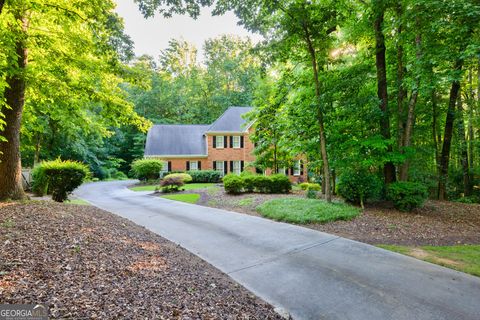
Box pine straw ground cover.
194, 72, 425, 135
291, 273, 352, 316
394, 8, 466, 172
0, 202, 283, 319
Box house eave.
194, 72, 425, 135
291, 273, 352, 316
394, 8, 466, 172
145, 154, 208, 159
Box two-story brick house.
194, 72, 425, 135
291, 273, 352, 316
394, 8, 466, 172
144, 106, 307, 182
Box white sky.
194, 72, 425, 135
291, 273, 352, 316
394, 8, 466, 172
114, 0, 263, 62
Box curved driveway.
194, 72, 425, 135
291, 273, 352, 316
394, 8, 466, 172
75, 180, 480, 320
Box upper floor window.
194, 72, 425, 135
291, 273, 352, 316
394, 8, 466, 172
215, 136, 224, 148
232, 136, 241, 148
293, 160, 301, 176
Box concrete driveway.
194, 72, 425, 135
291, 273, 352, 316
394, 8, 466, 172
75, 180, 480, 320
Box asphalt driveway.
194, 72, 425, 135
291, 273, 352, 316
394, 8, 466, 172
75, 180, 480, 320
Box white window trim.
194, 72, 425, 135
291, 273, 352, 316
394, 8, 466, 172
160, 161, 168, 173
232, 136, 241, 149
278, 167, 286, 175
293, 160, 301, 176
189, 161, 198, 171
215, 161, 224, 172
233, 161, 241, 174
215, 136, 225, 149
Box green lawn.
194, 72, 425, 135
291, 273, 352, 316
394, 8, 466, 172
161, 193, 201, 204
378, 244, 480, 277
256, 198, 360, 224
65, 199, 91, 205
130, 183, 217, 192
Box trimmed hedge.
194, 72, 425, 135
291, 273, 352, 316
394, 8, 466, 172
222, 173, 292, 194
187, 170, 222, 183
32, 159, 90, 202
387, 181, 428, 211
131, 159, 163, 181
164, 173, 192, 183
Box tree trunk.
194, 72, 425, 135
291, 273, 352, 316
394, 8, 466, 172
467, 68, 475, 169
0, 15, 28, 200
438, 59, 463, 200
303, 26, 332, 202
432, 90, 440, 167
395, 4, 407, 150
399, 33, 421, 181
374, 7, 396, 184
456, 92, 472, 196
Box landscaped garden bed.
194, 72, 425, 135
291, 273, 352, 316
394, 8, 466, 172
0, 201, 283, 319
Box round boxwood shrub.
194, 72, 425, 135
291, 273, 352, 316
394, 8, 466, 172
299, 182, 321, 191
253, 175, 271, 193
223, 174, 244, 194
163, 173, 193, 183
337, 169, 382, 207
131, 159, 163, 181
32, 159, 90, 202
387, 181, 428, 211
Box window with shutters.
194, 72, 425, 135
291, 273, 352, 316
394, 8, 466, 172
233, 161, 241, 174
232, 136, 241, 148
215, 136, 224, 148
189, 161, 198, 171
160, 161, 169, 173
293, 160, 301, 176
215, 161, 224, 173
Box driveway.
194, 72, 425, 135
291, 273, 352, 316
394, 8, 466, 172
75, 180, 480, 320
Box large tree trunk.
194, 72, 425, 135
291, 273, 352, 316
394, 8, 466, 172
303, 26, 332, 202
374, 7, 396, 184
438, 59, 463, 200
466, 68, 475, 169
395, 3, 407, 150
432, 89, 441, 167
456, 92, 472, 196
0, 15, 28, 201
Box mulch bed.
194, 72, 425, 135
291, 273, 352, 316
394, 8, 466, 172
0, 202, 283, 319
179, 188, 480, 246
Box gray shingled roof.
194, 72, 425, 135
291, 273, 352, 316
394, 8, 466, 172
206, 106, 253, 133
145, 124, 210, 156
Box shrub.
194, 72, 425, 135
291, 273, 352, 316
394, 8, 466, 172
223, 174, 244, 194
269, 174, 292, 193
164, 173, 193, 183
387, 181, 429, 211
453, 195, 480, 204
242, 174, 257, 192
253, 175, 271, 193
131, 159, 163, 181
160, 176, 184, 193
32, 165, 49, 196
187, 170, 222, 183
306, 189, 318, 199
32, 159, 90, 202
299, 182, 321, 191
337, 169, 382, 207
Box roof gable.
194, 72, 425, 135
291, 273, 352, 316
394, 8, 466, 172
206, 106, 253, 133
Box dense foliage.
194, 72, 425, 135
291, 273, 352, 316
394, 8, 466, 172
32, 159, 90, 202
131, 159, 163, 181
160, 176, 185, 193
387, 182, 429, 212
337, 169, 383, 207
163, 173, 193, 183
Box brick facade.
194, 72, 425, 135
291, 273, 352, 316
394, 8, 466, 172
156, 125, 308, 183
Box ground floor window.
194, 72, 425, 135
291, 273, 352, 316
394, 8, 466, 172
160, 161, 169, 173
232, 161, 241, 174
189, 161, 199, 171
293, 160, 301, 176
278, 167, 286, 175
215, 161, 224, 173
